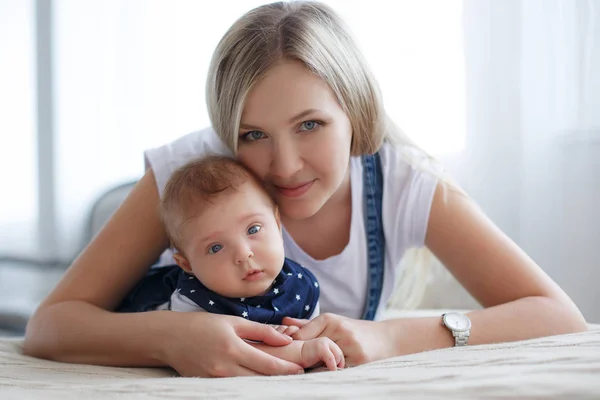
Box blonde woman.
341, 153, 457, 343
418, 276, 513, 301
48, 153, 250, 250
24, 1, 586, 377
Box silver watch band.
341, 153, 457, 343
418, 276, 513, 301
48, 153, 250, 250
454, 332, 469, 346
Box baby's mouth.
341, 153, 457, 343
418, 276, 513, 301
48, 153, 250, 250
243, 269, 264, 281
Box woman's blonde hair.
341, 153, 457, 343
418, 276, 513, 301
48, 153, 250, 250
206, 1, 457, 310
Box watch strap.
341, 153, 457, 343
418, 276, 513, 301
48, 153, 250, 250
454, 332, 469, 346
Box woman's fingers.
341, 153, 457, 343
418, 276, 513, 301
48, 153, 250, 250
208, 364, 261, 378
284, 315, 330, 341
282, 316, 310, 328
269, 325, 287, 334
282, 325, 300, 336
239, 343, 304, 376
236, 320, 293, 345
234, 319, 304, 375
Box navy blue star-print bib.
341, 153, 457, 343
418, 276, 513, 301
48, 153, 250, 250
175, 258, 320, 324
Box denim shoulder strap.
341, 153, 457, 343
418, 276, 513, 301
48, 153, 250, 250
361, 152, 386, 320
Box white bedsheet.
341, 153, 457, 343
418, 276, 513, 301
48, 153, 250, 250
1, 310, 599, 399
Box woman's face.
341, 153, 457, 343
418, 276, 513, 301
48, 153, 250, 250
236, 59, 353, 221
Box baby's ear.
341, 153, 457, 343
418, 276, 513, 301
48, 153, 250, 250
173, 253, 193, 274
274, 205, 282, 232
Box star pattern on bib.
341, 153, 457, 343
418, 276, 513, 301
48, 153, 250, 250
176, 259, 319, 324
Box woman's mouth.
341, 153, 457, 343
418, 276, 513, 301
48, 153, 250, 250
274, 180, 315, 198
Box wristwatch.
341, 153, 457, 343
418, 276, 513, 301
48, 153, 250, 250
441, 312, 471, 347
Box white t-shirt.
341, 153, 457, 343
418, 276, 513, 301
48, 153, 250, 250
145, 127, 438, 320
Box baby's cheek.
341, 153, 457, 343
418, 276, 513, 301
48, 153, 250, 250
196, 261, 228, 288
271, 245, 286, 268
269, 239, 286, 268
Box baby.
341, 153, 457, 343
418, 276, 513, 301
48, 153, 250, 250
159, 155, 344, 371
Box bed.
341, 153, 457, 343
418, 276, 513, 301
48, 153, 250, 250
1, 309, 599, 399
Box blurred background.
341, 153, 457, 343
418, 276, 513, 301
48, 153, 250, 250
1, 0, 598, 336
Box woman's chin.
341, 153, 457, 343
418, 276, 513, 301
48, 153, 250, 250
278, 201, 322, 221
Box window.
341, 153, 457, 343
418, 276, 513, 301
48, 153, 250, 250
3, 0, 466, 259
0, 0, 37, 255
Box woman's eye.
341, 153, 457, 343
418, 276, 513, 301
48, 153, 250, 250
247, 225, 261, 235
241, 131, 265, 141
299, 120, 320, 131
208, 244, 223, 254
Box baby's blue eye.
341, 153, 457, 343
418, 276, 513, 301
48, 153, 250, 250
242, 131, 265, 141
208, 244, 223, 254
299, 121, 319, 131
247, 225, 261, 235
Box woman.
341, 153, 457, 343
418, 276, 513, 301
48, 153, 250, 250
23, 1, 586, 378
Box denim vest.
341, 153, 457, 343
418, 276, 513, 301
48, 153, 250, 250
117, 153, 386, 321
360, 152, 385, 320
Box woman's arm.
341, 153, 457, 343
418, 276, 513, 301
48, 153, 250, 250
23, 170, 303, 377
24, 170, 171, 361
383, 183, 587, 355
286, 183, 587, 364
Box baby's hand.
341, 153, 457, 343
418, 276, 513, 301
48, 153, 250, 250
270, 324, 301, 336
301, 337, 345, 371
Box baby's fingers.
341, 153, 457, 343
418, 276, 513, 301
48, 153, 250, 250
282, 325, 300, 336
269, 325, 299, 336
270, 325, 288, 334
330, 342, 345, 369
323, 349, 338, 371
318, 340, 343, 371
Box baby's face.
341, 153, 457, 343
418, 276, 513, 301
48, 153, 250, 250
180, 182, 285, 298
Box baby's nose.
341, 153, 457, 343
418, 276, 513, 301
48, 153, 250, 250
236, 249, 254, 265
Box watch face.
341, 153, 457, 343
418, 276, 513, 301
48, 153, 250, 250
443, 313, 471, 332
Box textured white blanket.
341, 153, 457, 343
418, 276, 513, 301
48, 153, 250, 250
1, 311, 599, 399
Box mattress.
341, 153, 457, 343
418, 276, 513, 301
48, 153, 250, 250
1, 310, 599, 399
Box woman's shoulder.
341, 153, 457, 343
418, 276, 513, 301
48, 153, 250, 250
378, 141, 436, 176
376, 141, 440, 249
145, 127, 232, 167
348, 141, 438, 195
349, 142, 437, 190
144, 127, 233, 195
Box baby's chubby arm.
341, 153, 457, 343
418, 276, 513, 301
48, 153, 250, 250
250, 336, 344, 371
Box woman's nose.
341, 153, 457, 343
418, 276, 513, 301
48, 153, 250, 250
270, 137, 303, 179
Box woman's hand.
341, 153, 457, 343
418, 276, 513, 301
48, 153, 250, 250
165, 312, 305, 377
283, 313, 397, 367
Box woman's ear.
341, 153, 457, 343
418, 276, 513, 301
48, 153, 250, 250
173, 252, 193, 274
